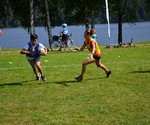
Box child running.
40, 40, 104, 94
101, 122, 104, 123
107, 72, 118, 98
74, 30, 111, 81
20, 34, 47, 81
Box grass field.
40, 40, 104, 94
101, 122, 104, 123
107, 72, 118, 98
0, 42, 150, 125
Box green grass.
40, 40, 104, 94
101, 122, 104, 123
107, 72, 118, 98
0, 42, 150, 125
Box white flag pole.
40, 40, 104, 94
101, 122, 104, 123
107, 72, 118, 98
105, 0, 110, 38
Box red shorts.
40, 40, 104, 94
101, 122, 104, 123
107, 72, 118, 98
93, 54, 101, 61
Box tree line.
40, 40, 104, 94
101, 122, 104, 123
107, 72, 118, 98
0, 0, 150, 45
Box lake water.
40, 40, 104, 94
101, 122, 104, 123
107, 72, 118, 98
0, 22, 150, 49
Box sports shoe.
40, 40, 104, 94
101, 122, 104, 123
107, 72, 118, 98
106, 70, 111, 78
75, 76, 83, 82
36, 76, 40, 81
41, 76, 46, 81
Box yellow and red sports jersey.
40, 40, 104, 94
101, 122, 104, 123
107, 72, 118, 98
84, 38, 101, 57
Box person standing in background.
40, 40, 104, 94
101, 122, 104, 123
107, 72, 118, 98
90, 29, 97, 41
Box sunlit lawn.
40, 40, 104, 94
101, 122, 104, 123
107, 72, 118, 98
0, 42, 150, 125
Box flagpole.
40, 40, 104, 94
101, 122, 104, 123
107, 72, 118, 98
105, 0, 111, 47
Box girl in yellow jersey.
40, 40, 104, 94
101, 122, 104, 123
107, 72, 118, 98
74, 30, 111, 81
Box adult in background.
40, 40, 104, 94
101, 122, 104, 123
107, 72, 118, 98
20, 34, 47, 81
74, 30, 111, 82
59, 23, 69, 51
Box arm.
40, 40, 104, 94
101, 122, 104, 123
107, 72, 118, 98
74, 42, 86, 51
60, 29, 63, 36
88, 41, 96, 58
90, 41, 96, 55
74, 44, 86, 51
20, 49, 31, 54
40, 46, 47, 56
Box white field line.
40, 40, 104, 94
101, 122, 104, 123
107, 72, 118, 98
0, 64, 81, 71
0, 62, 127, 71
0, 60, 149, 71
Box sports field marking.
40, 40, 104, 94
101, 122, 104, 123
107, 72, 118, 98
0, 61, 138, 71
1, 60, 149, 71
0, 64, 81, 71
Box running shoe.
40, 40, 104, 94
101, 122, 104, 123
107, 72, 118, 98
75, 76, 83, 82
106, 70, 111, 78
41, 76, 46, 81
36, 76, 40, 81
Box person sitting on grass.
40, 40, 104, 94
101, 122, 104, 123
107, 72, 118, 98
20, 34, 47, 81
74, 30, 111, 82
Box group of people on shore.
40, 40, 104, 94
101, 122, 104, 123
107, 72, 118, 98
20, 23, 111, 82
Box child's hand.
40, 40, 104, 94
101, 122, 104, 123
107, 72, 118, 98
74, 47, 80, 51
89, 54, 93, 59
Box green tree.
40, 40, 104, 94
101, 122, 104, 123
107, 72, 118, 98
0, 0, 14, 27
63, 0, 104, 29
1, 0, 149, 47
146, 0, 150, 15
108, 0, 141, 45
29, 0, 35, 35
44, 0, 52, 48
9, 0, 31, 29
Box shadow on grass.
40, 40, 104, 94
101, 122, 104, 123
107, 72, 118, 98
85, 77, 105, 81
130, 70, 150, 73
46, 77, 105, 84
0, 80, 76, 87
0, 77, 105, 87
46, 77, 105, 85
44, 80, 78, 86
0, 80, 35, 87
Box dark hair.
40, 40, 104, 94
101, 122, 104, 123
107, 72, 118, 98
30, 34, 38, 40
85, 29, 92, 36
90, 29, 96, 34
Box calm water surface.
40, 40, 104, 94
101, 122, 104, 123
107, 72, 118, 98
0, 22, 150, 48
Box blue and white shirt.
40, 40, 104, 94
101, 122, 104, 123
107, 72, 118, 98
61, 27, 68, 35
23, 42, 44, 60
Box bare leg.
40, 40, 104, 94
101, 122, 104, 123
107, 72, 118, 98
95, 60, 111, 77
80, 58, 95, 77
95, 61, 108, 72
36, 61, 43, 76
36, 61, 46, 81
76, 57, 111, 81
28, 59, 39, 76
